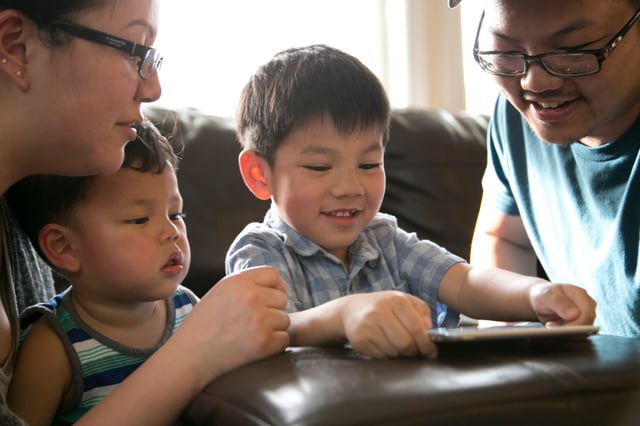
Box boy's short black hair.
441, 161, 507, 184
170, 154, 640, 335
6, 119, 179, 262
236, 44, 391, 166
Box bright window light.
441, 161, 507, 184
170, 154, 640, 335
153, 1, 499, 117
460, 2, 501, 116
155, 0, 395, 117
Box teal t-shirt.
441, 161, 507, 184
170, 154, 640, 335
483, 94, 640, 337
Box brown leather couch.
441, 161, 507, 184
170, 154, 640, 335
144, 106, 640, 425
145, 106, 489, 297
183, 336, 640, 426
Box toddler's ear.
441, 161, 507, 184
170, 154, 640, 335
238, 150, 272, 201
38, 224, 81, 274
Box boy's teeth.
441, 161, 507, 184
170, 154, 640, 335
540, 102, 561, 109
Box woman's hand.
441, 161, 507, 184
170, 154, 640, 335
180, 266, 291, 382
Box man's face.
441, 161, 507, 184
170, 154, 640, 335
478, 0, 640, 146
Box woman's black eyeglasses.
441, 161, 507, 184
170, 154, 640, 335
53, 21, 162, 80
473, 8, 640, 77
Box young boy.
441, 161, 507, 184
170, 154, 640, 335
227, 44, 597, 359
6, 120, 197, 425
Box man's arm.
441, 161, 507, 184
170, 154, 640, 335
469, 196, 538, 327
470, 195, 537, 276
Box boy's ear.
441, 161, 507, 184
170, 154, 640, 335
38, 224, 81, 274
238, 149, 272, 200
0, 10, 31, 91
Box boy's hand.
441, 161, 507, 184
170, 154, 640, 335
529, 283, 596, 326
341, 291, 437, 359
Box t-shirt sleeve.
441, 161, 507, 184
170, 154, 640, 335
481, 95, 521, 217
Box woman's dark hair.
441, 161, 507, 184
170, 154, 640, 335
0, 0, 108, 46
0, 0, 107, 26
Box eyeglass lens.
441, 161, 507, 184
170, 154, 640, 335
480, 53, 600, 76
140, 49, 162, 79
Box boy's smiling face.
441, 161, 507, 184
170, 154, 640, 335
264, 118, 386, 264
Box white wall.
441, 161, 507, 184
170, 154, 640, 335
404, 0, 466, 112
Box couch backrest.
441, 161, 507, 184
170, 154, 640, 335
384, 109, 488, 263
145, 106, 488, 297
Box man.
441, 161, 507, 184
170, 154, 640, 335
450, 0, 640, 336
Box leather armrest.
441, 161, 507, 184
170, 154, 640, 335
183, 335, 640, 426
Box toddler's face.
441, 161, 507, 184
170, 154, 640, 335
265, 119, 386, 264
65, 165, 190, 301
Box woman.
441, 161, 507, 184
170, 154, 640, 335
0, 1, 290, 424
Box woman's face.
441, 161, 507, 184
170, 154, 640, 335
32, 0, 162, 176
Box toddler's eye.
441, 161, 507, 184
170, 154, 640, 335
170, 212, 187, 221
127, 217, 149, 225
360, 163, 381, 170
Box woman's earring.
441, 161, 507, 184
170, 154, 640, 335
15, 70, 22, 77
1, 58, 7, 64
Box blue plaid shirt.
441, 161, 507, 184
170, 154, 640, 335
226, 206, 462, 327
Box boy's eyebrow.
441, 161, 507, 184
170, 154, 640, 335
123, 193, 183, 208
119, 198, 154, 211
300, 145, 332, 155
362, 143, 384, 154
300, 142, 384, 155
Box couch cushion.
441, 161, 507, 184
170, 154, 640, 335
384, 109, 488, 260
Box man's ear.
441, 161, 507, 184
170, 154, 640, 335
38, 224, 81, 274
0, 10, 31, 91
238, 149, 272, 201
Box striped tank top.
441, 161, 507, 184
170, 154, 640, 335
20, 285, 197, 424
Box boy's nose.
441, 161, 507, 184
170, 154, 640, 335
330, 171, 364, 198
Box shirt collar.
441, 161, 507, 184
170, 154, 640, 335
264, 204, 381, 265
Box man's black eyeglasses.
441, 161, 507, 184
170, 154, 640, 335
473, 7, 640, 77
53, 21, 162, 80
